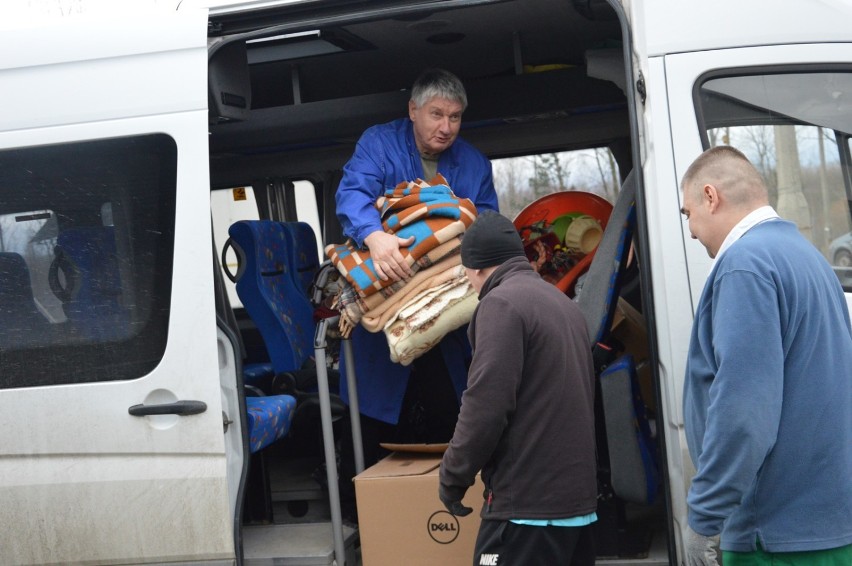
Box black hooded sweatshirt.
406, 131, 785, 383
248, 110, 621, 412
440, 256, 597, 520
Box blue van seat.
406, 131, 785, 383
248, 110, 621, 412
578, 170, 637, 345
229, 220, 315, 374
0, 252, 48, 349
282, 221, 321, 298
245, 395, 297, 452
240, 222, 320, 388
51, 226, 131, 341
600, 354, 659, 505
575, 170, 659, 504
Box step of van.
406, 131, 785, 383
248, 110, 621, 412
270, 455, 326, 502
595, 523, 669, 566
242, 522, 358, 566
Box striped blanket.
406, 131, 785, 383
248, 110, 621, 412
325, 175, 477, 299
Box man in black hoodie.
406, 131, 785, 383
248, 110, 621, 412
439, 210, 598, 566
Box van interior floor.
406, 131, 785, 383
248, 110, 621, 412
242, 440, 361, 565
245, 440, 669, 565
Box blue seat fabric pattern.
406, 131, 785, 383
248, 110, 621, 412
245, 395, 297, 452
229, 220, 315, 374
228, 220, 319, 453
281, 221, 321, 298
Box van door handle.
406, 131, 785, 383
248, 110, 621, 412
128, 400, 208, 416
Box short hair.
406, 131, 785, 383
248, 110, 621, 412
681, 145, 768, 207
411, 68, 468, 112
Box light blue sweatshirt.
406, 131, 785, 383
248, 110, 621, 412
684, 219, 852, 553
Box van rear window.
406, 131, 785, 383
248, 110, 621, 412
0, 134, 176, 388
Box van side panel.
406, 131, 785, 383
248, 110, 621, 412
0, 9, 235, 565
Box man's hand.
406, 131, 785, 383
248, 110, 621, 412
443, 499, 473, 517
364, 230, 415, 281
438, 482, 473, 516
684, 526, 720, 566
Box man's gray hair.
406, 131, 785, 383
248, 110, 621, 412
411, 68, 468, 111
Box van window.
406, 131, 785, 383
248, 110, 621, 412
294, 180, 324, 261
211, 186, 261, 308
211, 180, 325, 308
493, 148, 622, 220
697, 70, 852, 286
0, 134, 177, 389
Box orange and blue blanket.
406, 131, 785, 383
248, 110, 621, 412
325, 175, 477, 299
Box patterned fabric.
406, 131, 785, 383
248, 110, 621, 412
282, 222, 320, 297
325, 175, 477, 299
385, 275, 478, 366
245, 395, 297, 453
334, 237, 463, 335
362, 257, 465, 333
229, 221, 314, 373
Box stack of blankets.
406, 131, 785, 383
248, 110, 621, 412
326, 175, 479, 365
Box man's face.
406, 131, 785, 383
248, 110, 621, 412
465, 266, 486, 294
409, 96, 463, 156
681, 182, 719, 258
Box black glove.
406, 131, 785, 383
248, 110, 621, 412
439, 482, 473, 516
443, 498, 473, 517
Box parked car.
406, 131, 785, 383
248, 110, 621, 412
829, 232, 852, 266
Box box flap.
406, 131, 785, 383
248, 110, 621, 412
379, 442, 448, 454
355, 452, 442, 480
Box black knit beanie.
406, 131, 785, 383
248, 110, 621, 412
461, 210, 526, 269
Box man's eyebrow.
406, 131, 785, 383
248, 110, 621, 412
680, 207, 689, 216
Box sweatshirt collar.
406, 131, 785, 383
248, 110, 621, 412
478, 256, 533, 299
711, 205, 780, 269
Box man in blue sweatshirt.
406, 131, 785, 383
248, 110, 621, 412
680, 146, 852, 566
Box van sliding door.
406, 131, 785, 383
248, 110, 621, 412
0, 8, 234, 565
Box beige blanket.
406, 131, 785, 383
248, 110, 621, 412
361, 256, 464, 333
384, 273, 478, 366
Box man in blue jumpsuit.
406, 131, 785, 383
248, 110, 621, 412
335, 68, 498, 517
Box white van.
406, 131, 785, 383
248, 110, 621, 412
2, 1, 851, 564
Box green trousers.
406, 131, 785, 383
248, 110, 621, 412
723, 542, 852, 566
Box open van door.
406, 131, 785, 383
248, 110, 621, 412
0, 7, 234, 565
638, 5, 852, 558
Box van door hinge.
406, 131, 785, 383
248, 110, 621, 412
222, 411, 233, 433
636, 72, 647, 104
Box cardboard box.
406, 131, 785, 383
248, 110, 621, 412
354, 448, 484, 566
610, 297, 655, 413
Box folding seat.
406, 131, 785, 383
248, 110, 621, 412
574, 171, 660, 554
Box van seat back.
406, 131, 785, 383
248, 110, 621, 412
51, 226, 131, 341
575, 171, 659, 505
282, 221, 321, 298
228, 220, 314, 373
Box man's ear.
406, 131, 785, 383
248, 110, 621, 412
704, 184, 721, 213
408, 99, 417, 120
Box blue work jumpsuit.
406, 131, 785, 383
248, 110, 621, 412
335, 117, 498, 424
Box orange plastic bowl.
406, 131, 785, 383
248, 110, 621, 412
513, 191, 613, 296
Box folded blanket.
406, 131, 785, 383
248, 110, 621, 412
325, 175, 477, 299
332, 238, 463, 338
361, 258, 465, 333
385, 276, 478, 366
